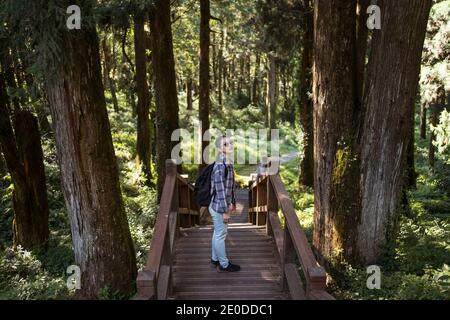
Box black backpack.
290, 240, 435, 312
194, 161, 228, 207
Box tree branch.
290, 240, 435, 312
210, 15, 223, 24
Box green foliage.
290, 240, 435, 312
329, 263, 450, 300
0, 247, 70, 299
0, 175, 13, 249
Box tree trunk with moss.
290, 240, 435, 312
44, 21, 137, 298
150, 1, 180, 199
312, 0, 361, 266
358, 0, 431, 263
313, 0, 431, 265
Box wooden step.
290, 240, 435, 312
179, 232, 270, 238
175, 247, 274, 254
172, 270, 280, 279
179, 230, 268, 235
174, 291, 289, 300
173, 277, 280, 285
174, 259, 279, 267
173, 263, 281, 271
174, 284, 280, 293
177, 236, 273, 243
175, 252, 275, 259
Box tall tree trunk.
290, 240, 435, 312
150, 1, 180, 199
13, 110, 50, 249
199, 0, 211, 167
238, 55, 244, 95
44, 23, 137, 298
223, 60, 228, 95
358, 0, 431, 263
313, 0, 431, 266
267, 54, 277, 129
312, 0, 360, 266
134, 13, 152, 184
299, 0, 314, 189
187, 77, 193, 112
218, 36, 223, 107
420, 102, 427, 139
246, 54, 252, 98
0, 75, 49, 250
102, 38, 119, 112
252, 54, 261, 106
212, 31, 218, 90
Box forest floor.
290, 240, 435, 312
0, 92, 449, 299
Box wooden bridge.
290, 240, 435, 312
135, 159, 334, 300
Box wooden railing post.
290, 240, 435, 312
281, 225, 296, 291
266, 180, 278, 237
266, 157, 279, 236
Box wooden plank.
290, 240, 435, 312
175, 284, 279, 292
309, 290, 335, 300
256, 179, 267, 211
249, 205, 268, 213
267, 182, 278, 237
177, 174, 195, 192
284, 263, 306, 300
172, 270, 280, 279
172, 263, 281, 271
169, 211, 178, 253
157, 265, 171, 300
176, 252, 275, 259
175, 291, 287, 300
178, 207, 200, 215
281, 221, 296, 291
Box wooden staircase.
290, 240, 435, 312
135, 159, 334, 300
172, 189, 289, 300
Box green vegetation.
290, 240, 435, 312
0, 0, 448, 300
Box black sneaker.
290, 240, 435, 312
211, 259, 219, 268
218, 262, 241, 272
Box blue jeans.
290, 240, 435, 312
209, 205, 229, 268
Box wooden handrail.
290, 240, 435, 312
248, 157, 334, 300
135, 159, 199, 300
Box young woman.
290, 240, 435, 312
208, 135, 241, 272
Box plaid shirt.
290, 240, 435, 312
210, 154, 236, 214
